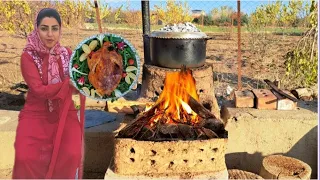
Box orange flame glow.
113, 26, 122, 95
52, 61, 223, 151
148, 68, 200, 126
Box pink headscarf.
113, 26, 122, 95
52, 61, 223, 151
23, 8, 69, 85
23, 8, 70, 112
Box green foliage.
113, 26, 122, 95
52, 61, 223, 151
114, 5, 123, 23
85, 0, 112, 23
210, 6, 233, 26
284, 1, 318, 88
0, 0, 33, 37
55, 0, 88, 29
249, 0, 310, 29
154, 0, 193, 24
246, 0, 316, 86
234, 14, 249, 26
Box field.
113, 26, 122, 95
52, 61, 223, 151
0, 27, 303, 110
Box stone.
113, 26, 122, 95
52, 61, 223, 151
234, 90, 254, 108
291, 88, 313, 100
252, 89, 277, 110
271, 90, 297, 110
85, 110, 116, 128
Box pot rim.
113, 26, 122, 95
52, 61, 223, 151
149, 31, 208, 39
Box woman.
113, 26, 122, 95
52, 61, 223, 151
13, 8, 86, 179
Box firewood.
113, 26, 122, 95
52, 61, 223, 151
117, 102, 161, 138
264, 79, 298, 102
195, 128, 207, 139
159, 124, 178, 135
136, 125, 155, 140
203, 118, 225, 134
201, 127, 218, 138
187, 94, 224, 126
177, 124, 196, 139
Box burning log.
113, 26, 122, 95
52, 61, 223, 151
117, 66, 227, 141
201, 127, 218, 138
118, 102, 161, 138
187, 94, 225, 132
158, 124, 179, 138
195, 128, 207, 139
203, 118, 225, 134
187, 94, 224, 124
136, 125, 155, 140
177, 124, 196, 139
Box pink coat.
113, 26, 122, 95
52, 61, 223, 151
13, 49, 86, 179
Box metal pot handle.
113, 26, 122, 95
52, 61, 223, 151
205, 36, 214, 40
143, 34, 150, 39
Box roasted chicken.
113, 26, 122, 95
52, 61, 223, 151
88, 41, 123, 96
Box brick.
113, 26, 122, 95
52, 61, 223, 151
271, 90, 297, 110
252, 89, 277, 110
234, 90, 254, 108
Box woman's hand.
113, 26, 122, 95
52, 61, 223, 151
69, 79, 79, 95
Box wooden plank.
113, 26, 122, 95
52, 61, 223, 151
264, 79, 298, 102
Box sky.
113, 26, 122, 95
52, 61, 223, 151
99, 0, 293, 15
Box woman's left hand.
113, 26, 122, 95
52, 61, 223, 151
69, 79, 79, 95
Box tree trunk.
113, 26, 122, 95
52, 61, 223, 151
259, 155, 311, 179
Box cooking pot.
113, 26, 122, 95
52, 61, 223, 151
147, 31, 212, 69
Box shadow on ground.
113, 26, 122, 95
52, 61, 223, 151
0, 92, 24, 111
286, 126, 318, 179
0, 82, 27, 111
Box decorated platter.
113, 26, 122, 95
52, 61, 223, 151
69, 33, 140, 101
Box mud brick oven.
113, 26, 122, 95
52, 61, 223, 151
106, 67, 228, 178
105, 12, 227, 178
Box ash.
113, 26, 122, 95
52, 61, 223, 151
159, 22, 201, 32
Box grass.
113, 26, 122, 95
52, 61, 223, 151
83, 23, 307, 35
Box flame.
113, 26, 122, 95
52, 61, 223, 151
144, 103, 153, 112
147, 68, 200, 126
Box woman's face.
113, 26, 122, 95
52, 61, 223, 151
38, 17, 60, 49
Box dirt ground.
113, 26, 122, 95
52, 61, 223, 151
0, 28, 318, 179
0, 28, 306, 111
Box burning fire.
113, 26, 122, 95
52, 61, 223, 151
148, 68, 200, 126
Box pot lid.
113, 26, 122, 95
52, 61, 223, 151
150, 31, 208, 39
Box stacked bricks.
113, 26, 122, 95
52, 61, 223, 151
234, 90, 254, 108
252, 89, 277, 110
235, 89, 297, 110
